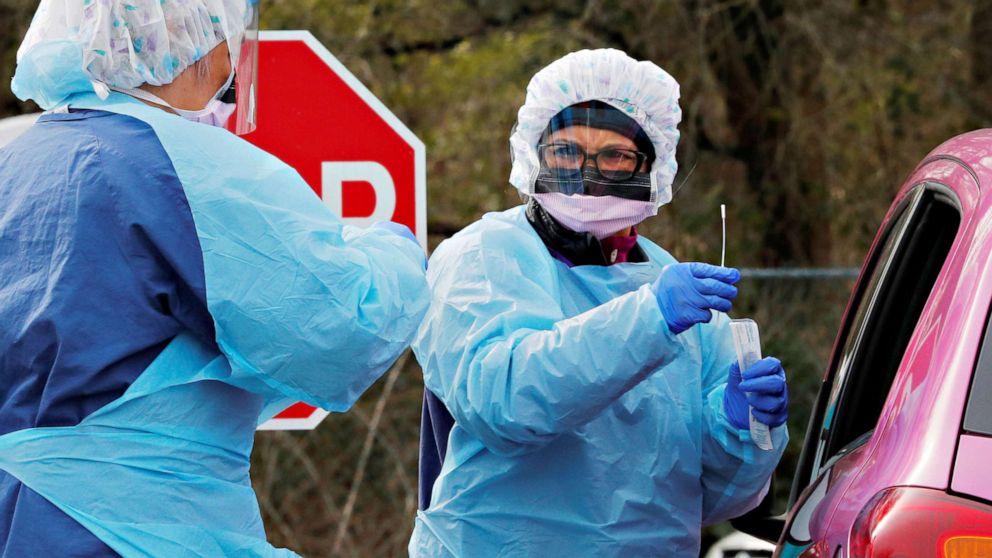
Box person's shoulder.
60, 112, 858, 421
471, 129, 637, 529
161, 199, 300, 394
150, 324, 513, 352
3, 110, 125, 154
430, 205, 558, 285
155, 114, 286, 169
434, 206, 545, 262
636, 235, 678, 267
87, 96, 293, 180
427, 206, 561, 301
87, 110, 174, 162
8, 110, 176, 185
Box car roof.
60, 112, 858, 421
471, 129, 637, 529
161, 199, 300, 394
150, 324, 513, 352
918, 128, 991, 194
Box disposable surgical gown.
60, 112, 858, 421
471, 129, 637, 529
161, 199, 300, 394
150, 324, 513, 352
0, 92, 429, 557
410, 206, 786, 557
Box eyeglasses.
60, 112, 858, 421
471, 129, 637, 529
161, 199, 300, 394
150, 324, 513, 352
538, 143, 648, 182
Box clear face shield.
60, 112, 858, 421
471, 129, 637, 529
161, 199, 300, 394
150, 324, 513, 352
223, 0, 259, 135
531, 101, 656, 202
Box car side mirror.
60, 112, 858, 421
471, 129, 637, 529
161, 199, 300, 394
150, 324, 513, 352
730, 473, 786, 544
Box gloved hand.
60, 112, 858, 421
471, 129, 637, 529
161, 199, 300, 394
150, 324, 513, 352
373, 221, 418, 244
651, 263, 740, 334
723, 357, 789, 430
373, 221, 426, 270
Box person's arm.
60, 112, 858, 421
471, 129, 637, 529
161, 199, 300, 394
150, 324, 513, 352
698, 314, 788, 526
413, 229, 684, 456
183, 152, 430, 413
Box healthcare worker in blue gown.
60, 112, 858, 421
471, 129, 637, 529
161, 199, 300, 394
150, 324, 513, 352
413, 49, 790, 557
0, 0, 429, 556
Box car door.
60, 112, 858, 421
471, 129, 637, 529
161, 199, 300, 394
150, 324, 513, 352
775, 178, 965, 558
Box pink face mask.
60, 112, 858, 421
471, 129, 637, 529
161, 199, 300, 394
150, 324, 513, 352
171, 97, 237, 128
532, 192, 657, 239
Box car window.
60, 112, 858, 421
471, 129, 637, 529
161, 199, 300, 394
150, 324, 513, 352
964, 301, 992, 435
802, 184, 961, 482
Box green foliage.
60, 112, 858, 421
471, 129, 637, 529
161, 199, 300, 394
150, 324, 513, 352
0, 0, 39, 115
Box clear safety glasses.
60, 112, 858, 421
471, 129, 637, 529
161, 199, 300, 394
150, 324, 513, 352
538, 143, 649, 182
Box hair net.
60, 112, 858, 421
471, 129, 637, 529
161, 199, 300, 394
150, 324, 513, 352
12, 0, 254, 110
509, 49, 682, 208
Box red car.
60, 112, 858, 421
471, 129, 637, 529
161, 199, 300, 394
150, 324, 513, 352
737, 129, 992, 557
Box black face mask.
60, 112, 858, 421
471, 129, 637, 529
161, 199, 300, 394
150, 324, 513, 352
533, 167, 652, 202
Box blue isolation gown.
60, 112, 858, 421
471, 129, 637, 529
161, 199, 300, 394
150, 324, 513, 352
0, 92, 429, 557
410, 206, 786, 557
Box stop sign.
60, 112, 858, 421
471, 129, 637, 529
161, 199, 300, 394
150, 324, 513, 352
242, 31, 426, 430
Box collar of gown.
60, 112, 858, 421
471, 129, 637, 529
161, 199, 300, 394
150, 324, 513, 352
525, 200, 648, 267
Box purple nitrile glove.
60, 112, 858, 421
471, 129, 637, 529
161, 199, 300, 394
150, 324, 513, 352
373, 221, 418, 244
651, 262, 740, 334
724, 357, 789, 430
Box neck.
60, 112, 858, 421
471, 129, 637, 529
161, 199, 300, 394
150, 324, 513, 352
611, 227, 633, 238
137, 61, 224, 113
139, 77, 205, 113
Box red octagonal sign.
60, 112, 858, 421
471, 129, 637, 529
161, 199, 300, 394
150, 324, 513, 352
241, 31, 426, 430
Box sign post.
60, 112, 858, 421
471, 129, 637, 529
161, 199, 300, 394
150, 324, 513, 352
239, 31, 426, 430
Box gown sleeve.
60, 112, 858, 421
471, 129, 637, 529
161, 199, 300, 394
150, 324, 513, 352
413, 223, 684, 456
698, 313, 788, 525
172, 127, 430, 413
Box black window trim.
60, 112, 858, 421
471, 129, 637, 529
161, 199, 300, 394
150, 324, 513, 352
810, 186, 925, 478
963, 286, 992, 436
789, 181, 963, 506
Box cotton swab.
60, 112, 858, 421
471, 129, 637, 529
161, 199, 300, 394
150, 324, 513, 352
720, 204, 727, 268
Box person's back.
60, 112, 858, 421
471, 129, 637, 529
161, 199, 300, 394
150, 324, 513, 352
0, 1, 430, 554
0, 108, 217, 556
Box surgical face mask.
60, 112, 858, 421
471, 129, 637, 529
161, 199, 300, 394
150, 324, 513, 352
532, 192, 657, 240
173, 96, 237, 128
114, 69, 236, 128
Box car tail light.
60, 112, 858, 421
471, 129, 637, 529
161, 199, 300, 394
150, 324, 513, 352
850, 487, 992, 557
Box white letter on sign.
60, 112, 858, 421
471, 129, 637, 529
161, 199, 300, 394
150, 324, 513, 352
322, 161, 397, 227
